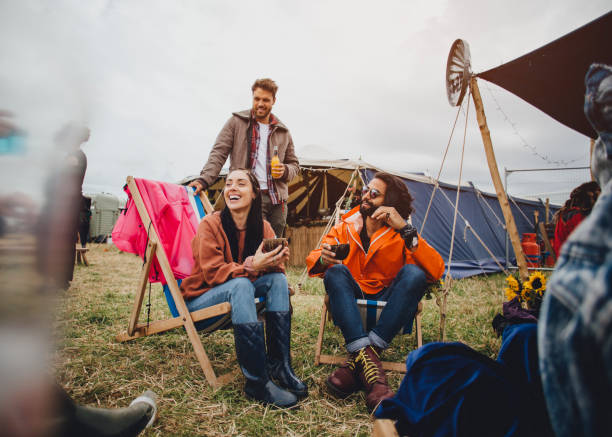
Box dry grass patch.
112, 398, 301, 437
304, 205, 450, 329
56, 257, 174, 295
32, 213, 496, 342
54, 244, 507, 436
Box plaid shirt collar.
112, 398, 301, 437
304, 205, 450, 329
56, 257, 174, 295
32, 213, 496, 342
248, 112, 280, 205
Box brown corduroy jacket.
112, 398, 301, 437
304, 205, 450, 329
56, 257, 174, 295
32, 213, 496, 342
196, 109, 300, 202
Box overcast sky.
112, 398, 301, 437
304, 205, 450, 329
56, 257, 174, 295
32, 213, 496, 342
1, 0, 609, 203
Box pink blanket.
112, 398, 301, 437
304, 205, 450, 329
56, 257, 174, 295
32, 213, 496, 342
111, 178, 201, 283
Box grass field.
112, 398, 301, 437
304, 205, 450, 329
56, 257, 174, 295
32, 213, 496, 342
54, 244, 508, 436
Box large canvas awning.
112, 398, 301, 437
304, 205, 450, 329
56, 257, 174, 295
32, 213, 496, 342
477, 11, 612, 139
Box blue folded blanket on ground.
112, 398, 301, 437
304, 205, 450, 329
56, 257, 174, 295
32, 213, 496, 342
375, 324, 553, 437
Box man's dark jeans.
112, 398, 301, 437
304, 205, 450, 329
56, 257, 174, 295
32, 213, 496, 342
261, 192, 287, 238
323, 264, 427, 353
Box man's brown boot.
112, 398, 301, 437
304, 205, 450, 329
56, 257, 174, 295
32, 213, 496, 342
325, 354, 362, 398
354, 346, 395, 412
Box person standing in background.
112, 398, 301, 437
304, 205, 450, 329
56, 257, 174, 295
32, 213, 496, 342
78, 195, 91, 247
552, 181, 600, 257
39, 123, 90, 289
189, 79, 299, 238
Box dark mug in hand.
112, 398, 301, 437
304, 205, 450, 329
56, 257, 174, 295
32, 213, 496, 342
329, 243, 350, 260
263, 238, 288, 253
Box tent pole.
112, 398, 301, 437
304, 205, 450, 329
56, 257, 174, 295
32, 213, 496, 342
470, 77, 529, 281
504, 168, 509, 270
590, 138, 595, 181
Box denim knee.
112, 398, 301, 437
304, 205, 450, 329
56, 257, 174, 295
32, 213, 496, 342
266, 272, 288, 291
323, 264, 351, 292
263, 272, 289, 312
229, 278, 256, 307
398, 264, 427, 290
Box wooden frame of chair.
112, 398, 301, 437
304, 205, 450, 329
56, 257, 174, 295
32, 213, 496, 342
115, 176, 239, 389
313, 294, 423, 373
372, 419, 400, 437
75, 233, 89, 266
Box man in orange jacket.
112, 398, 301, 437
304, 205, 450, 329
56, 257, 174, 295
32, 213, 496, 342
306, 172, 444, 412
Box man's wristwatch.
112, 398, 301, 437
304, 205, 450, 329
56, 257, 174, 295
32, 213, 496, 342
399, 224, 418, 250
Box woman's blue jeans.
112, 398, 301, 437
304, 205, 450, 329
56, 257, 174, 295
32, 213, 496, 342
185, 273, 289, 324
323, 264, 427, 353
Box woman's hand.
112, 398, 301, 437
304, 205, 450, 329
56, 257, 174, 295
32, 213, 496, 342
252, 242, 290, 272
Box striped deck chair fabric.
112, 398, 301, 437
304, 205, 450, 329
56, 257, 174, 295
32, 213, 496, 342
356, 298, 413, 334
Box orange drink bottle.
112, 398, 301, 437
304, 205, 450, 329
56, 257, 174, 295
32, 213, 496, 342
271, 146, 281, 178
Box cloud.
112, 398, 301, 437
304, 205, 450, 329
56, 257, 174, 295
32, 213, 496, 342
0, 0, 608, 202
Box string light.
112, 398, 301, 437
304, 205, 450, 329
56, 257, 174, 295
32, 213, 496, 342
484, 82, 582, 166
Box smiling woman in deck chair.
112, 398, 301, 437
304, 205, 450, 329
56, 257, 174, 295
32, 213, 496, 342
180, 169, 307, 408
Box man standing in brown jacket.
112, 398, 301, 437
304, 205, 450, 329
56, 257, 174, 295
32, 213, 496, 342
190, 78, 300, 237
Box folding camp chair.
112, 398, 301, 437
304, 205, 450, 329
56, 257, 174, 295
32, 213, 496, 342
114, 176, 266, 389
314, 294, 423, 373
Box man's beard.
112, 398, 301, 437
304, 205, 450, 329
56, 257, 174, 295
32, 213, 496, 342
254, 107, 270, 120
360, 202, 375, 217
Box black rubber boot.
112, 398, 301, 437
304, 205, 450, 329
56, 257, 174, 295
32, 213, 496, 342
56, 387, 157, 437
266, 311, 308, 398
234, 321, 298, 408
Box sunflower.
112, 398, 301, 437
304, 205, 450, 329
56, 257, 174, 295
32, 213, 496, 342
524, 271, 547, 296
521, 283, 532, 301
504, 274, 522, 301
505, 275, 520, 292
505, 287, 519, 301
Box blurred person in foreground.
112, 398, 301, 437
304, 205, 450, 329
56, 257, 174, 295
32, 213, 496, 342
538, 63, 612, 437
306, 172, 444, 412
552, 180, 600, 257
181, 168, 307, 408
0, 113, 156, 437
189, 78, 299, 238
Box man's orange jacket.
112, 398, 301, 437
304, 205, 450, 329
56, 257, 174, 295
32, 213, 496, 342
306, 206, 445, 295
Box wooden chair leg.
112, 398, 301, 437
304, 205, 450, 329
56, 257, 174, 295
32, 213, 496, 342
127, 242, 156, 336
372, 419, 399, 437
314, 302, 328, 366
163, 274, 220, 389
415, 301, 423, 348
184, 324, 220, 388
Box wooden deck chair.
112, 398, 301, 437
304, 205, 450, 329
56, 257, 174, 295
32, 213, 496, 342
314, 294, 423, 373
115, 176, 265, 389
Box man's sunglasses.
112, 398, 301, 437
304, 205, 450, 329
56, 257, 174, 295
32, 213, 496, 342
362, 187, 382, 199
